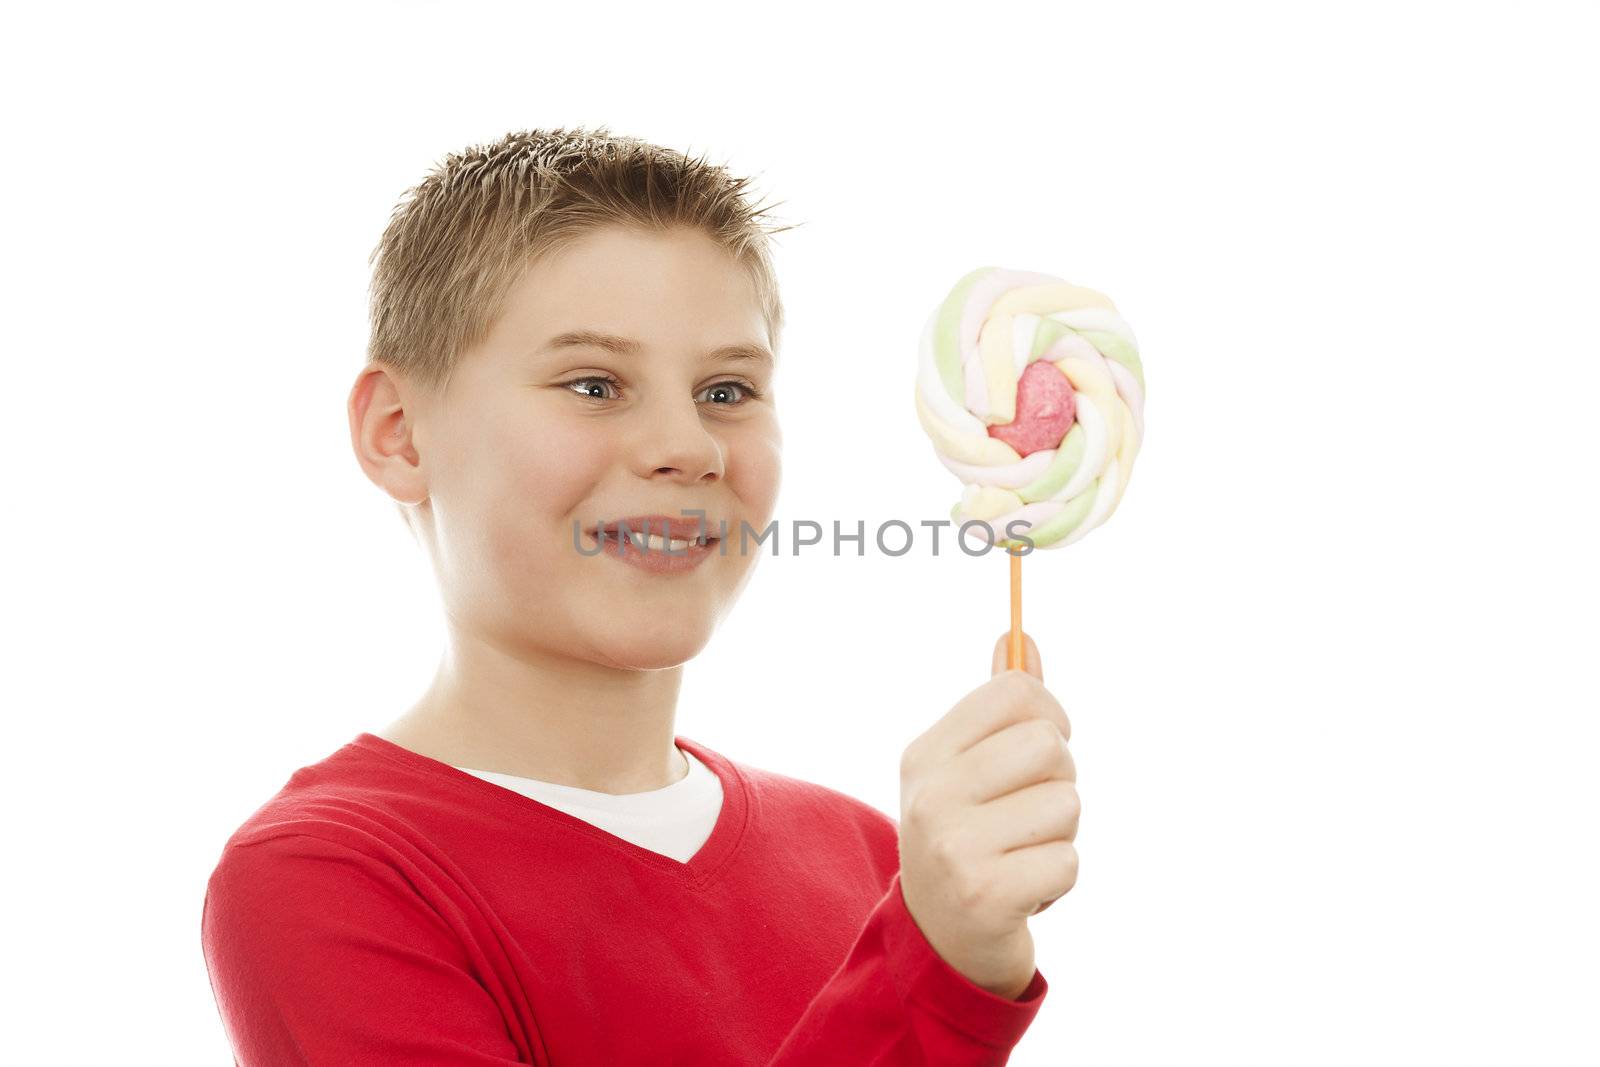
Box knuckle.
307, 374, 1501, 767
995, 670, 1035, 706
930, 830, 964, 869
898, 742, 919, 780
954, 870, 994, 911
902, 787, 932, 830
1003, 674, 1067, 733
1027, 716, 1061, 749
1013, 669, 1045, 697
1056, 842, 1080, 890
1037, 687, 1069, 733
1061, 781, 1081, 819
1059, 784, 1081, 838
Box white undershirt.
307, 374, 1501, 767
450, 745, 724, 863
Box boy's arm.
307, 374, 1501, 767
766, 868, 1048, 1066
201, 832, 532, 1066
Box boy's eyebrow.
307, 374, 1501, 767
541, 329, 774, 367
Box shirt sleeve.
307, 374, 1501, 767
766, 870, 1048, 1065
201, 832, 530, 1066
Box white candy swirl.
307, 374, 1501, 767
914, 267, 1145, 550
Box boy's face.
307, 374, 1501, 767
407, 224, 781, 670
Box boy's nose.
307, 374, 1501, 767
631, 401, 725, 483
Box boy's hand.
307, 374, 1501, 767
896, 631, 1079, 1000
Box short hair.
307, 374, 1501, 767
365, 125, 796, 395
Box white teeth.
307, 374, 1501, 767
643, 533, 699, 551
594, 527, 708, 548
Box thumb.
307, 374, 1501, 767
992, 631, 1043, 681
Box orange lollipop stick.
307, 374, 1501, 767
1007, 546, 1023, 670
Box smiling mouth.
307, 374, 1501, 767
582, 517, 724, 551
585, 529, 719, 550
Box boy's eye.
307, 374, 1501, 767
564, 375, 621, 401
561, 376, 762, 406
698, 380, 760, 405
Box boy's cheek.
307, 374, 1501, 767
728, 429, 783, 519
507, 429, 614, 519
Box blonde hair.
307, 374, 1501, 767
366, 125, 796, 394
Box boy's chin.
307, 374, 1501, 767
582, 627, 714, 671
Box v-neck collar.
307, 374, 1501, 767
351, 731, 750, 888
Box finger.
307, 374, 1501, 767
970, 778, 1080, 854
923, 671, 1072, 766
952, 717, 1076, 806
995, 839, 1079, 919
991, 631, 1043, 682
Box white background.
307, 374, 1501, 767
4, 1, 1596, 1063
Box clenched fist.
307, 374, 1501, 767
896, 631, 1080, 1000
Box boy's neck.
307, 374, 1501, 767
376, 641, 689, 795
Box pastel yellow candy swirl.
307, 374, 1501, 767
914, 267, 1146, 550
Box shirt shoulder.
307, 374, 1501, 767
208, 733, 470, 879
704, 746, 901, 864
743, 759, 897, 825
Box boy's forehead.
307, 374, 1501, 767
525, 223, 745, 293
536, 328, 773, 370
491, 230, 770, 359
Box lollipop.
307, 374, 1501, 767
914, 267, 1146, 667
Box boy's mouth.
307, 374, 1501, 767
584, 514, 723, 549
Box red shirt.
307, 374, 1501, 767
201, 732, 1048, 1064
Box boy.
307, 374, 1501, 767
201, 126, 1079, 1065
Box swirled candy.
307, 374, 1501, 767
915, 267, 1145, 551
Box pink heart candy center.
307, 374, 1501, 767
986, 361, 1077, 457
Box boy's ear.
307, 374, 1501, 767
347, 364, 428, 507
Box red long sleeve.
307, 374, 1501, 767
203, 831, 529, 1064
202, 733, 1047, 1064
768, 870, 1047, 1063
